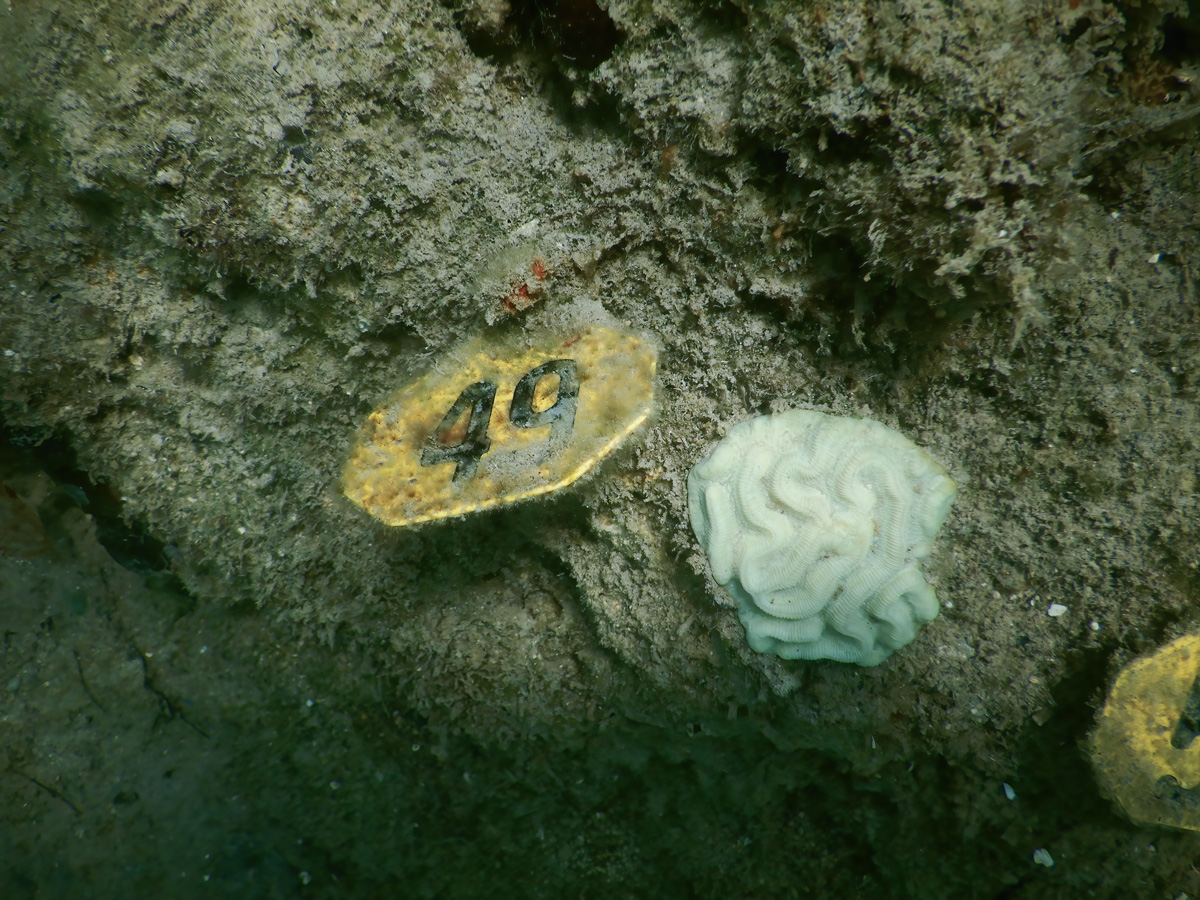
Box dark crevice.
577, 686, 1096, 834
280, 124, 311, 164
447, 0, 629, 139
1061, 16, 1093, 47
0, 420, 182, 586
528, 0, 622, 69
69, 187, 124, 227
1011, 645, 1118, 825
1160, 9, 1200, 66
455, 0, 623, 70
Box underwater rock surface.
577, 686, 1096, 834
3, 0, 1200, 896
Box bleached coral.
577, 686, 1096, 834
687, 410, 956, 666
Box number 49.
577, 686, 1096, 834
420, 359, 579, 481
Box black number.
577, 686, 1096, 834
420, 359, 580, 483
509, 359, 578, 440
420, 380, 496, 481
1171, 670, 1200, 750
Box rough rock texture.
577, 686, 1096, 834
3, 0, 1200, 896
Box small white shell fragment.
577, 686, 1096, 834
1032, 848, 1055, 868
1003, 782, 1016, 801
1047, 603, 1068, 617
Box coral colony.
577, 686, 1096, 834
688, 410, 956, 665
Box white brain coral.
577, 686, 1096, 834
687, 410, 957, 666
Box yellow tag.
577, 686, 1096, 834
1091, 633, 1200, 831
343, 326, 656, 526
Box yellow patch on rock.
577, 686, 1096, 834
1091, 632, 1200, 831
343, 326, 656, 526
